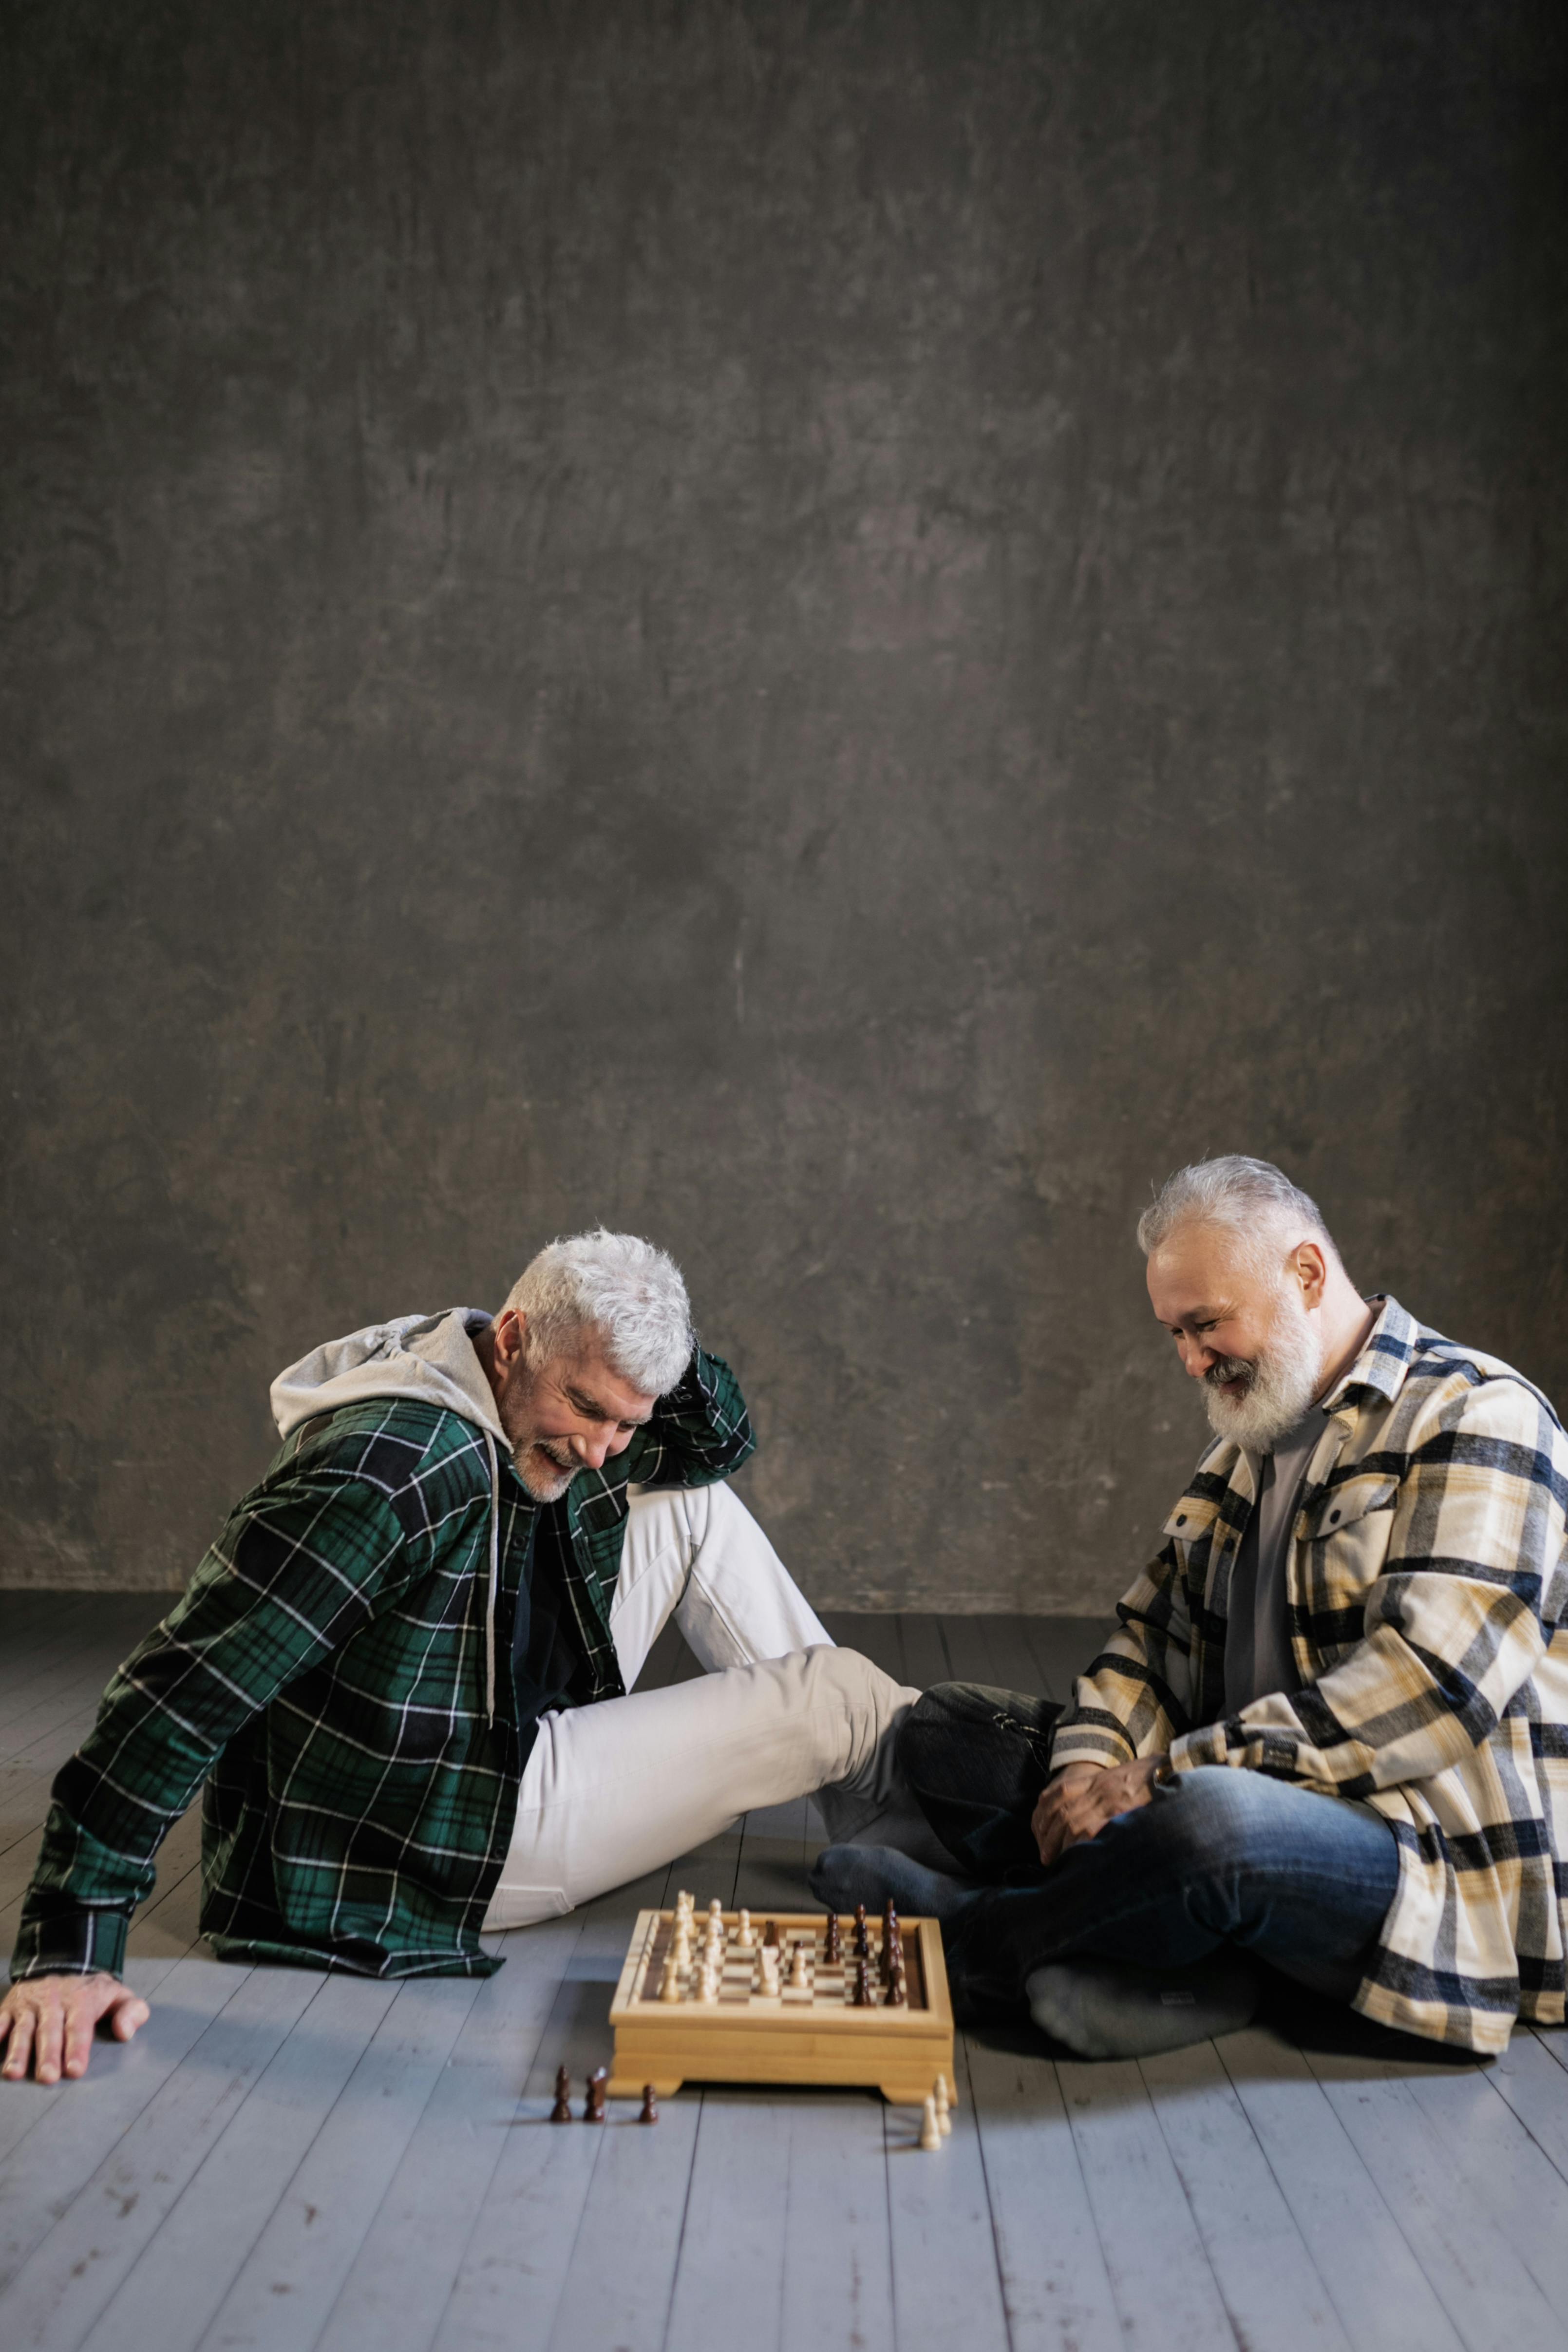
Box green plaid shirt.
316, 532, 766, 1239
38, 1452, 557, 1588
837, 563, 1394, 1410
10, 1346, 753, 1983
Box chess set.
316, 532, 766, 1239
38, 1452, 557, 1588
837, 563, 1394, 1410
605, 1892, 956, 2109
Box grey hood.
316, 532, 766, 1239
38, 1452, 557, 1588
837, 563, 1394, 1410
269, 1308, 510, 1723
270, 1308, 505, 1441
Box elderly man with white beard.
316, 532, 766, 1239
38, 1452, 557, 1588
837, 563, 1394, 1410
812, 1156, 1568, 2060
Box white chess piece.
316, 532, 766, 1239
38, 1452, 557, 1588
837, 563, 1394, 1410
790, 1943, 809, 1991
757, 1946, 780, 1995
934, 2074, 953, 2137
659, 1955, 680, 2004
737, 1908, 754, 1949
919, 2095, 943, 2153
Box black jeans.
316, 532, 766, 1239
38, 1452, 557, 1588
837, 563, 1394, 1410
899, 1683, 1402, 2015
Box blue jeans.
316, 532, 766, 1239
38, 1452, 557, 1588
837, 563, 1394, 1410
900, 1682, 1400, 2014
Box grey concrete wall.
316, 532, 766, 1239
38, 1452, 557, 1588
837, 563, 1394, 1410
3, 1, 1565, 1605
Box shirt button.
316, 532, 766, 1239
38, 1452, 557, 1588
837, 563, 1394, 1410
1329, 1509, 1340, 1523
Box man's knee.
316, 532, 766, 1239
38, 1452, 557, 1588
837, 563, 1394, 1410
1137, 1766, 1279, 1878
897, 1681, 1058, 1778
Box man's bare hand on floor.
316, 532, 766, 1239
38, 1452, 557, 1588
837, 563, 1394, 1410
0, 1972, 150, 2083
1031, 1756, 1167, 1867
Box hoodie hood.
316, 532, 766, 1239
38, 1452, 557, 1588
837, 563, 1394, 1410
270, 1309, 506, 1442
269, 1308, 510, 1725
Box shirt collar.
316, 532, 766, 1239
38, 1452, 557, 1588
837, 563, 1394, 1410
1321, 1293, 1417, 1414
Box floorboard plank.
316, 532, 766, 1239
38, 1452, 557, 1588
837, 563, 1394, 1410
1489, 2031, 1568, 2183
311, 1919, 586, 2352
819, 1613, 907, 1683
1056, 2055, 1239, 2351
1303, 2047, 1568, 2351
964, 2034, 1122, 2352
0, 1965, 321, 2351
1217, 2030, 1466, 2352
0, 1956, 251, 2290
898, 1616, 951, 1691
1526, 2022, 1568, 2077
429, 1867, 677, 2352
73, 1975, 402, 2352
1396, 2051, 1568, 2312
187, 1978, 483, 2352
885, 2035, 1010, 2352
1140, 2041, 1355, 2351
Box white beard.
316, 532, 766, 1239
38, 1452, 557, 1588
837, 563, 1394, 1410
1202, 1287, 1324, 1451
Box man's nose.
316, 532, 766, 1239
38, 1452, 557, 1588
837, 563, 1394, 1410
571, 1428, 613, 1469
1179, 1337, 1214, 1380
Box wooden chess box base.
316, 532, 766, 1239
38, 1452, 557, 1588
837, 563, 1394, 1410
605, 1909, 956, 2107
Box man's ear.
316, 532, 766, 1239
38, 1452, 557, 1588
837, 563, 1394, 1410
1293, 1240, 1328, 1307
492, 1307, 528, 1373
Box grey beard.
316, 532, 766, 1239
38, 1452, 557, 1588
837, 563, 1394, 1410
511, 1442, 578, 1502
1202, 1298, 1323, 1451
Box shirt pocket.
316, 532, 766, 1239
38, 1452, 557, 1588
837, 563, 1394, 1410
1300, 1475, 1400, 1623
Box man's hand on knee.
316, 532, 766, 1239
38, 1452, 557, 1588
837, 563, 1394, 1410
1031, 1756, 1167, 1867
0, 1971, 151, 2084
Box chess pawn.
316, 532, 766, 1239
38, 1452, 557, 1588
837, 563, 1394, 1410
676, 1890, 694, 1920
549, 2066, 572, 2123
697, 1965, 718, 2005
789, 1943, 809, 1991
659, 1954, 681, 2004
919, 2094, 943, 2153
639, 2084, 659, 2125
934, 2075, 952, 2137
708, 1897, 724, 1928
737, 1907, 754, 1949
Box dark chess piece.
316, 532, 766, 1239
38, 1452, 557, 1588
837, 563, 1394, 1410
549, 2066, 572, 2123
638, 2084, 659, 2124
824, 1912, 841, 1962
852, 1958, 872, 2007
885, 1963, 907, 2007
854, 1903, 869, 1957
883, 1898, 899, 1938
584, 2065, 608, 2122
763, 1919, 780, 1948
881, 1925, 903, 1984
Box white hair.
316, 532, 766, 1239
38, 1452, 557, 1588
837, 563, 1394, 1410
503, 1229, 695, 1395
1136, 1155, 1344, 1277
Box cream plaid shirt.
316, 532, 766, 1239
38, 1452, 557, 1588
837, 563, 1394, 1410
1052, 1296, 1568, 2053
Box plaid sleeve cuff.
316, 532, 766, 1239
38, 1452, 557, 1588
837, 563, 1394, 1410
1049, 1722, 1137, 1770
8, 1897, 130, 1983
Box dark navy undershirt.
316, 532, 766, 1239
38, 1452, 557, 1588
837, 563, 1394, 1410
511, 1507, 592, 1768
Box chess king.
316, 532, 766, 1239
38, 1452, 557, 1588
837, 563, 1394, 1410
1, 1230, 928, 2083
813, 1157, 1568, 2064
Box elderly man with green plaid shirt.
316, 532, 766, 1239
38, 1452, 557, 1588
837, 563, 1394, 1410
2, 1230, 922, 2084
814, 1157, 1568, 2061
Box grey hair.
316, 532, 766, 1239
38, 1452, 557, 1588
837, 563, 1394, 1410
503, 1228, 695, 1395
1136, 1156, 1343, 1275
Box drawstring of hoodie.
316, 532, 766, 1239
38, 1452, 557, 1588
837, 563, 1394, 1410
483, 1431, 501, 1726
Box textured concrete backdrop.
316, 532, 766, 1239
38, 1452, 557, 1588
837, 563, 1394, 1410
3, 1, 1566, 1603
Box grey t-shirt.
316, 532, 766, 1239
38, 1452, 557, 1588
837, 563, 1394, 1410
1223, 1405, 1325, 1716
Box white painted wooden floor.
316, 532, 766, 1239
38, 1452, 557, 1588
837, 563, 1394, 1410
4, 1592, 1568, 2352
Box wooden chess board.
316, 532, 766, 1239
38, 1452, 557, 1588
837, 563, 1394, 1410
605, 1908, 956, 2106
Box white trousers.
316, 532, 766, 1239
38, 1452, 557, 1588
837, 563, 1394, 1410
483, 1482, 922, 1929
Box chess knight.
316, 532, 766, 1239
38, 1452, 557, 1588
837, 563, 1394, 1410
813, 1157, 1568, 2065
1, 1231, 929, 2084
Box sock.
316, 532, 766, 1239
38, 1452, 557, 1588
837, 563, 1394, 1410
808, 1843, 982, 1929
1025, 1950, 1260, 2060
